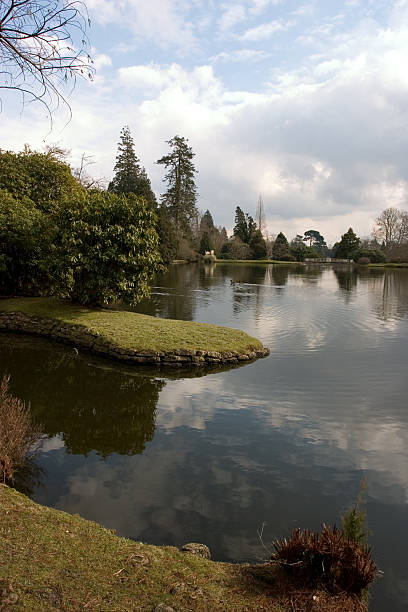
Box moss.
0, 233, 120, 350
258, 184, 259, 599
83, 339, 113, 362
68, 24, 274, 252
0, 297, 264, 354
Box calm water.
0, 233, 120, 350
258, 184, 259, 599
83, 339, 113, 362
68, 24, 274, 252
1, 264, 408, 611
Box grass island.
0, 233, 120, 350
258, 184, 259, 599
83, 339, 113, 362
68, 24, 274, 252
0, 297, 269, 367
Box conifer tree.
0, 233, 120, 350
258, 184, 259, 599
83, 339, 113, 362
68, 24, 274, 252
272, 232, 290, 260
233, 206, 249, 243
249, 229, 267, 259
200, 209, 214, 233
157, 135, 198, 234
199, 231, 213, 254
108, 126, 157, 209
333, 227, 360, 259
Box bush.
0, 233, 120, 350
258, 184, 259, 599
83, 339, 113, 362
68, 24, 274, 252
0, 376, 40, 483
357, 257, 370, 266
272, 524, 376, 595
278, 254, 296, 262
50, 192, 162, 305
352, 248, 386, 264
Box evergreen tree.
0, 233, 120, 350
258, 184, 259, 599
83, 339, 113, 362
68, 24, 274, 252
333, 227, 360, 259
272, 232, 290, 260
200, 209, 214, 233
199, 231, 213, 254
156, 204, 179, 265
249, 229, 267, 259
247, 214, 257, 239
233, 206, 249, 243
108, 126, 157, 209
157, 135, 198, 234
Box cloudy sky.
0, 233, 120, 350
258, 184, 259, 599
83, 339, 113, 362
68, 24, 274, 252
2, 0, 408, 243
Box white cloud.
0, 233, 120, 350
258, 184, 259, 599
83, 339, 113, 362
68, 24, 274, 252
210, 49, 271, 63
239, 19, 294, 41
218, 3, 247, 33
249, 0, 283, 17
86, 0, 197, 51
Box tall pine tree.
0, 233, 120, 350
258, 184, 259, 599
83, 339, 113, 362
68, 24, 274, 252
156, 136, 198, 234
233, 206, 249, 243
108, 126, 157, 209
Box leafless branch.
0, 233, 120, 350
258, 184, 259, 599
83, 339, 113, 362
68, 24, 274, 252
0, 0, 94, 123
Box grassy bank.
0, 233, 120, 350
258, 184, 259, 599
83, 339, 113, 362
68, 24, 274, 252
0, 297, 264, 355
368, 262, 408, 268
212, 259, 299, 265
0, 485, 366, 611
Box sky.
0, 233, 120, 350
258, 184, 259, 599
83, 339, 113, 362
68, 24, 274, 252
1, 0, 408, 244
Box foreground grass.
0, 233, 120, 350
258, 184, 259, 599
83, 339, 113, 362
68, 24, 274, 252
0, 297, 264, 354
0, 486, 366, 612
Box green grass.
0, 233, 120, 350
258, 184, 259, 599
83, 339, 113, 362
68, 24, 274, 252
368, 262, 408, 268
0, 297, 264, 354
0, 485, 365, 611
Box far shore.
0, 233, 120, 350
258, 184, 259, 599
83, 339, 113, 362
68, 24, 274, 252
174, 259, 408, 267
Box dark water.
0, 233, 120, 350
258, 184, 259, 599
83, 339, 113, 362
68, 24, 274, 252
1, 264, 408, 611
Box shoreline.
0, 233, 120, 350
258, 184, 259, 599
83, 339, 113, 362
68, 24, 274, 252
0, 485, 367, 611
0, 298, 269, 368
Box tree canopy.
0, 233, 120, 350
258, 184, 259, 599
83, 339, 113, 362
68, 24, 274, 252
303, 230, 327, 255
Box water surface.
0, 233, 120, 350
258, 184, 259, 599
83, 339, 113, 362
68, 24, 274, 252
1, 264, 408, 611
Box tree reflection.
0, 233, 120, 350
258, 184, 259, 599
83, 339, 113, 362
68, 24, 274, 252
271, 265, 290, 287
1, 344, 165, 457
333, 267, 358, 298
371, 270, 408, 321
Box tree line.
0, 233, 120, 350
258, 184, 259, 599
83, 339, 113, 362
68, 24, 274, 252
1, 128, 407, 310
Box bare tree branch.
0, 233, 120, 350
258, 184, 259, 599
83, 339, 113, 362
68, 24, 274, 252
0, 0, 94, 122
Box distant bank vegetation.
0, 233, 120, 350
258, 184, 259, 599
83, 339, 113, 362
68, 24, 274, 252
1, 136, 407, 311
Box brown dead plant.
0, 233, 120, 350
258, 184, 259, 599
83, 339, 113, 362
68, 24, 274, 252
0, 375, 40, 483
272, 525, 377, 596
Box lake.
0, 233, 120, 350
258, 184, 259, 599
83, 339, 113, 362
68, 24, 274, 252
1, 263, 408, 610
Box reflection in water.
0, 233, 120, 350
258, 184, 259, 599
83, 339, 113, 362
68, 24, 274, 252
11, 457, 44, 498
0, 336, 164, 457
0, 265, 408, 611
333, 267, 358, 296
270, 264, 289, 287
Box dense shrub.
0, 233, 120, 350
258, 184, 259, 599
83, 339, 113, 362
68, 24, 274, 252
0, 376, 40, 483
278, 254, 297, 262
357, 257, 370, 266
272, 525, 377, 595
50, 192, 162, 306
0, 189, 47, 295
220, 237, 251, 260
352, 248, 386, 264
0, 149, 82, 213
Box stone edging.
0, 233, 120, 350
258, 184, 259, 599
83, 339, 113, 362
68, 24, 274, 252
0, 311, 270, 367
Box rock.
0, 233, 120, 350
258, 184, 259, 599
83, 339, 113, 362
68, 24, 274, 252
154, 605, 175, 612
169, 581, 185, 595
181, 543, 211, 559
